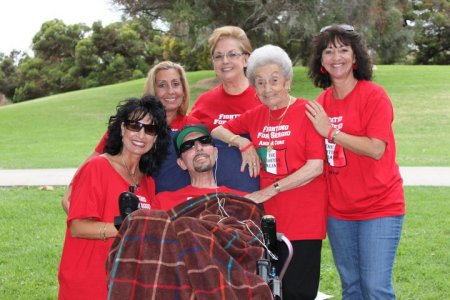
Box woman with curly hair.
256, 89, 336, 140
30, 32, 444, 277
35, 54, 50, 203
306, 25, 405, 299
58, 95, 170, 299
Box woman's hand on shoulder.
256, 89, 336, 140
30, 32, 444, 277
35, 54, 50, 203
305, 101, 331, 138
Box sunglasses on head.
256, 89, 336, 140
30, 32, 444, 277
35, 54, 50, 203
320, 24, 354, 33
124, 120, 157, 135
179, 135, 213, 154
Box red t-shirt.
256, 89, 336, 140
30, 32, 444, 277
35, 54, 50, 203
223, 99, 327, 240
170, 114, 200, 131
153, 185, 246, 211
318, 80, 405, 220
58, 156, 155, 299
189, 84, 262, 131
94, 114, 199, 153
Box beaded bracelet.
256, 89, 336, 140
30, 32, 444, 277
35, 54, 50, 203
240, 142, 253, 153
327, 127, 335, 142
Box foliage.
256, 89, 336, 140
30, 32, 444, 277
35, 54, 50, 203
406, 0, 450, 64
11, 18, 163, 102
0, 1, 449, 102
111, 0, 415, 65
0, 51, 24, 99
368, 0, 414, 64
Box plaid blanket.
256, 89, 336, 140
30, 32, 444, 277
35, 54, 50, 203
106, 193, 272, 299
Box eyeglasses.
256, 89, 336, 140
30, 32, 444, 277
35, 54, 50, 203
212, 51, 245, 62
124, 120, 158, 136
178, 135, 213, 154
320, 24, 355, 33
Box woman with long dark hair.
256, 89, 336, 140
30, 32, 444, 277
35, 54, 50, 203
58, 95, 170, 299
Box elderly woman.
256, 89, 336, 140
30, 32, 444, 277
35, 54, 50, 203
58, 95, 170, 299
211, 45, 327, 300
61, 61, 199, 213
306, 25, 405, 300
189, 26, 261, 131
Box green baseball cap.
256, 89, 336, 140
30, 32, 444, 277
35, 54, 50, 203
175, 124, 211, 151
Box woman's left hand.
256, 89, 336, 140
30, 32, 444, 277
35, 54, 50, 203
240, 144, 260, 178
305, 101, 332, 138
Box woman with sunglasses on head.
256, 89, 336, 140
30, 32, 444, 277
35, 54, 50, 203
61, 61, 199, 213
212, 45, 327, 300
306, 25, 405, 299
189, 26, 261, 131
58, 95, 170, 299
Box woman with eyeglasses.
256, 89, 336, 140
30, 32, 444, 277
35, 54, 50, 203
306, 25, 405, 299
212, 45, 327, 300
58, 95, 170, 299
61, 61, 199, 213
189, 26, 261, 131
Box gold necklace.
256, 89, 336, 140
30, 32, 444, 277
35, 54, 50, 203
269, 95, 294, 121
120, 154, 140, 190
267, 95, 295, 151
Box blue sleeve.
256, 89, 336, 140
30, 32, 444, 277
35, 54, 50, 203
214, 135, 260, 193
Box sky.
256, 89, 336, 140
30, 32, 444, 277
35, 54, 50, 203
0, 0, 123, 55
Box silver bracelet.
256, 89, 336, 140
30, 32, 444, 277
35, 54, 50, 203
331, 129, 341, 143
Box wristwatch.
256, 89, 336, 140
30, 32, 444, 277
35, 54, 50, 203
273, 182, 281, 193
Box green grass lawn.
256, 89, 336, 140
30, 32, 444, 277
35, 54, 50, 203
0, 186, 448, 299
0, 65, 449, 168
0, 65, 448, 299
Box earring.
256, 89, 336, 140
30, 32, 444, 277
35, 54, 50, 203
352, 63, 358, 70
320, 66, 328, 74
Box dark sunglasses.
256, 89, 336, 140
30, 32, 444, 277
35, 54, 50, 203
179, 135, 213, 154
320, 24, 354, 33
124, 120, 157, 135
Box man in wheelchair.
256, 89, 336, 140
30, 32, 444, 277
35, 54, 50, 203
107, 124, 297, 299
153, 124, 247, 209
107, 124, 276, 299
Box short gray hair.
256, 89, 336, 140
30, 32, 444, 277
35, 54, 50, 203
246, 44, 293, 86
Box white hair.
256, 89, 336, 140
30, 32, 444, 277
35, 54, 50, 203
246, 44, 293, 86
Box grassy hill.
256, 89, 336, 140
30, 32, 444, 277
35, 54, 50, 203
0, 65, 449, 168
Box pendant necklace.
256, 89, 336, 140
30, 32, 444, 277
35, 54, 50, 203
121, 154, 140, 191
267, 95, 295, 152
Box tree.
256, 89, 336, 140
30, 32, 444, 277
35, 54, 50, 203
12, 17, 165, 101
89, 19, 157, 85
111, 0, 307, 67
368, 0, 414, 64
0, 51, 25, 99
111, 0, 416, 66
32, 19, 89, 63
407, 0, 450, 64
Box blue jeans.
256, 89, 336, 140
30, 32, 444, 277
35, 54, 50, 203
327, 216, 404, 300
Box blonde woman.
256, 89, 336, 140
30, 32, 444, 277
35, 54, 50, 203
61, 61, 199, 213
